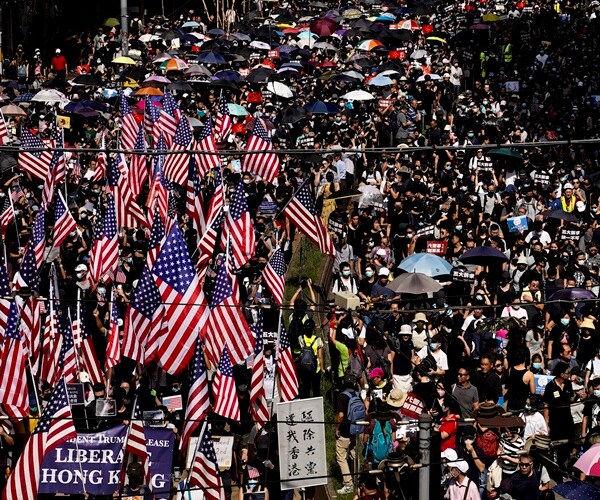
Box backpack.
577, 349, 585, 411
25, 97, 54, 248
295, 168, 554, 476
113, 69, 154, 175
371, 349, 391, 378
343, 390, 366, 436
345, 349, 365, 379
367, 419, 394, 463
476, 429, 500, 458
299, 336, 318, 374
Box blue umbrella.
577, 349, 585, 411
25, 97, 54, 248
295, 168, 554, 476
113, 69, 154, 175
548, 288, 596, 301
552, 480, 600, 499
304, 100, 340, 114
13, 92, 36, 102
458, 246, 509, 265
197, 51, 227, 65
213, 70, 242, 82
208, 28, 225, 36
368, 75, 394, 86
398, 253, 453, 277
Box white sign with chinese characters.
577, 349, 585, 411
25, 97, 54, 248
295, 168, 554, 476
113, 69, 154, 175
277, 397, 327, 490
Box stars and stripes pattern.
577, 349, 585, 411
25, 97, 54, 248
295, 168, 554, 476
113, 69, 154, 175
147, 136, 170, 223
180, 337, 210, 452
0, 110, 10, 145
87, 210, 105, 285
119, 92, 138, 151
78, 305, 104, 386
0, 194, 14, 235
214, 95, 232, 142
186, 156, 206, 241
249, 310, 269, 426
41, 149, 61, 205
58, 314, 78, 384
147, 205, 166, 270
144, 95, 162, 146
18, 128, 54, 180
40, 302, 62, 388
88, 195, 119, 285
204, 259, 254, 366
52, 191, 77, 248
91, 134, 107, 181
263, 247, 287, 306
3, 378, 77, 500
212, 346, 240, 421
15, 209, 45, 291
190, 424, 224, 500
0, 301, 28, 421
122, 266, 163, 365
129, 123, 148, 199
124, 399, 152, 489
164, 116, 193, 186
0, 251, 11, 335
223, 180, 255, 269
18, 296, 42, 377
158, 91, 180, 147
151, 221, 206, 375
108, 153, 147, 228
195, 119, 220, 178
105, 296, 120, 370
277, 320, 299, 402
242, 119, 280, 184
283, 181, 336, 257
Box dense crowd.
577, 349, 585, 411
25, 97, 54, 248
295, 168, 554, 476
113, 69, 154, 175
1, 0, 600, 499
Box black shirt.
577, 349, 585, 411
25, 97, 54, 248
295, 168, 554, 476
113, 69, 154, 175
542, 378, 575, 440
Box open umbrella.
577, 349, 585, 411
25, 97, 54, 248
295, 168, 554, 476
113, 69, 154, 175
541, 209, 579, 223
574, 443, 600, 476
1, 104, 27, 116
161, 58, 189, 71
552, 480, 600, 499
397, 19, 419, 31
281, 105, 306, 123
31, 88, 67, 103
134, 87, 164, 96
368, 75, 393, 86
416, 73, 441, 82
228, 103, 249, 116
144, 75, 171, 84
12, 92, 36, 103
341, 90, 375, 100
487, 148, 523, 160
73, 74, 103, 87
310, 18, 339, 37
167, 82, 193, 92
186, 64, 212, 77
304, 100, 340, 114
246, 67, 273, 83
182, 21, 200, 28
358, 185, 384, 207
139, 34, 160, 42
388, 272, 443, 294
548, 288, 596, 301
398, 253, 453, 277
103, 18, 120, 27
197, 51, 227, 65
250, 40, 271, 50
266, 81, 293, 98
112, 56, 137, 65
65, 102, 99, 117
356, 39, 385, 51
342, 9, 362, 19
458, 246, 509, 265
326, 188, 363, 201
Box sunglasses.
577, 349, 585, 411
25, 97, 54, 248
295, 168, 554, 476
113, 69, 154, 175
519, 463, 532, 468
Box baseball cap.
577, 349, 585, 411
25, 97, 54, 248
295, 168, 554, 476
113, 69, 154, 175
378, 267, 390, 277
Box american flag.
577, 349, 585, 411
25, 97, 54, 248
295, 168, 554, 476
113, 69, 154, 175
214, 95, 232, 142
147, 205, 166, 270
277, 320, 299, 402
158, 91, 181, 147
212, 346, 240, 421
197, 209, 223, 275
263, 247, 287, 306
124, 399, 152, 490
87, 210, 105, 285
190, 424, 224, 500
0, 301, 28, 421
58, 314, 78, 384
0, 110, 10, 145
17, 296, 42, 377
10, 186, 24, 203
49, 126, 66, 186
119, 91, 138, 151
223, 180, 255, 269
144, 95, 162, 146
283, 181, 336, 257
204, 260, 254, 366
108, 153, 147, 228
164, 116, 193, 186
205, 168, 224, 226
0, 251, 11, 335
180, 337, 210, 452
186, 156, 206, 242
3, 378, 77, 500
52, 191, 77, 248
195, 119, 220, 178
122, 266, 163, 365
105, 296, 120, 370
0, 194, 14, 235
15, 209, 45, 291
147, 136, 170, 223
91, 134, 107, 181
41, 151, 60, 205
129, 123, 148, 199
88, 195, 119, 285
249, 310, 269, 425
78, 304, 104, 385
151, 221, 207, 375
18, 128, 54, 180
40, 303, 62, 387
242, 119, 280, 184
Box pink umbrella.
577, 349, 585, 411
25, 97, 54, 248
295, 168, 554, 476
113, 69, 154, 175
574, 443, 600, 476
310, 18, 339, 37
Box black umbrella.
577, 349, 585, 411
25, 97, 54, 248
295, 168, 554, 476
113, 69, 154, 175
458, 246, 509, 265
245, 67, 274, 83
73, 74, 103, 87
207, 80, 239, 92
327, 188, 363, 200
281, 106, 307, 124
541, 209, 579, 223
548, 288, 596, 301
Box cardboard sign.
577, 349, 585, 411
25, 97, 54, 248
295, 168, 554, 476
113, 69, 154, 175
66, 383, 85, 405
143, 410, 165, 427
505, 81, 520, 93
95, 398, 116, 417
328, 218, 345, 237
452, 268, 475, 283
186, 434, 234, 470
258, 201, 278, 215
426, 240, 448, 256
400, 392, 426, 420
535, 173, 550, 185
378, 98, 395, 112
507, 215, 529, 233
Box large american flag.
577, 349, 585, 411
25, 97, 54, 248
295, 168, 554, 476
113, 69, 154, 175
212, 346, 240, 421
41, 150, 60, 205
0, 110, 10, 145
0, 252, 11, 335
15, 209, 45, 291
52, 191, 77, 248
129, 123, 148, 199
91, 134, 108, 181
223, 180, 255, 269
108, 153, 147, 228
88, 195, 119, 285
277, 320, 299, 402
124, 399, 151, 490
144, 95, 162, 146
0, 301, 28, 421
119, 91, 138, 151
58, 314, 78, 384
17, 296, 42, 378
146, 136, 170, 223
0, 194, 14, 235
18, 128, 54, 180
78, 304, 104, 385
186, 156, 206, 242
263, 247, 287, 306
151, 221, 207, 375
190, 424, 224, 500
195, 119, 220, 178
249, 310, 269, 426
204, 260, 254, 366
147, 205, 166, 270
122, 266, 163, 365
214, 95, 232, 142
180, 337, 210, 452
283, 181, 336, 257
242, 119, 280, 184
164, 116, 193, 186
105, 296, 120, 370
40, 303, 62, 388
3, 378, 77, 500
158, 91, 181, 147
196, 169, 224, 272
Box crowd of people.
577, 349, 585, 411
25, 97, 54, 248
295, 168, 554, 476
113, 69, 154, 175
1, 0, 600, 499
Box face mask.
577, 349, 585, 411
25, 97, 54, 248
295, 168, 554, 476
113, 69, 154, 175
80, 213, 87, 219
464, 438, 473, 446
126, 257, 133, 264
533, 362, 542, 370
429, 343, 439, 351
512, 305, 520, 310
594, 390, 600, 398
97, 288, 106, 296
76, 272, 86, 280
437, 388, 445, 397
467, 133, 475, 138
365, 270, 373, 278
561, 318, 570, 326
69, 231, 76, 237
342, 270, 351, 277
578, 260, 585, 265
243, 179, 250, 184
444, 165, 452, 170
248, 479, 259, 489
406, 233, 414, 238
456, 225, 463, 231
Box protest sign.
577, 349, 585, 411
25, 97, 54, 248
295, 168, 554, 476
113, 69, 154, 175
534, 375, 555, 395
416, 225, 435, 238
507, 215, 528, 233
39, 425, 174, 498
426, 240, 448, 256
452, 268, 475, 283
328, 218, 345, 238
163, 395, 183, 412
66, 383, 85, 405
277, 397, 327, 490
186, 434, 234, 470
560, 228, 581, 241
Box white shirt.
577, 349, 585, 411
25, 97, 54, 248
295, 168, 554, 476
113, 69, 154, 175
523, 411, 548, 440
586, 358, 600, 380
417, 346, 449, 371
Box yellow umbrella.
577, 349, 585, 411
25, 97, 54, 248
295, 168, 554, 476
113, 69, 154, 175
104, 18, 120, 27
426, 36, 447, 44
482, 13, 501, 22
112, 56, 137, 65
276, 23, 295, 28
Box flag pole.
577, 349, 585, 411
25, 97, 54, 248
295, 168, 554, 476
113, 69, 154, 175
7, 189, 21, 250
117, 394, 138, 497
184, 420, 208, 492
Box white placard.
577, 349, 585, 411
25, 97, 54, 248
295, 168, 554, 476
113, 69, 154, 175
186, 435, 234, 471
277, 397, 327, 490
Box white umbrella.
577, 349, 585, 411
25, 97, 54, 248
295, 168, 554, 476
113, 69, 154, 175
379, 69, 401, 77
313, 42, 338, 50
267, 81, 294, 98
250, 40, 271, 50
358, 185, 384, 207
341, 90, 375, 100
342, 70, 364, 81
31, 89, 68, 103
416, 73, 441, 82
139, 34, 160, 42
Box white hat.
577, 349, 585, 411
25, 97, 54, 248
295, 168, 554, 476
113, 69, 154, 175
452, 460, 469, 474
341, 327, 355, 339
75, 264, 88, 272
56, 48, 61, 54
516, 256, 528, 265
563, 183, 574, 189
441, 449, 458, 462
443, 72, 450, 78
376, 248, 387, 257
399, 324, 412, 335
378, 267, 390, 277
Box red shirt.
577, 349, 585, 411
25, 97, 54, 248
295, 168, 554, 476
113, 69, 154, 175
440, 413, 459, 452
51, 55, 67, 71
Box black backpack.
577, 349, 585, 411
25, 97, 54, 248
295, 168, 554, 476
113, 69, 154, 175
372, 349, 391, 378
299, 336, 318, 374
